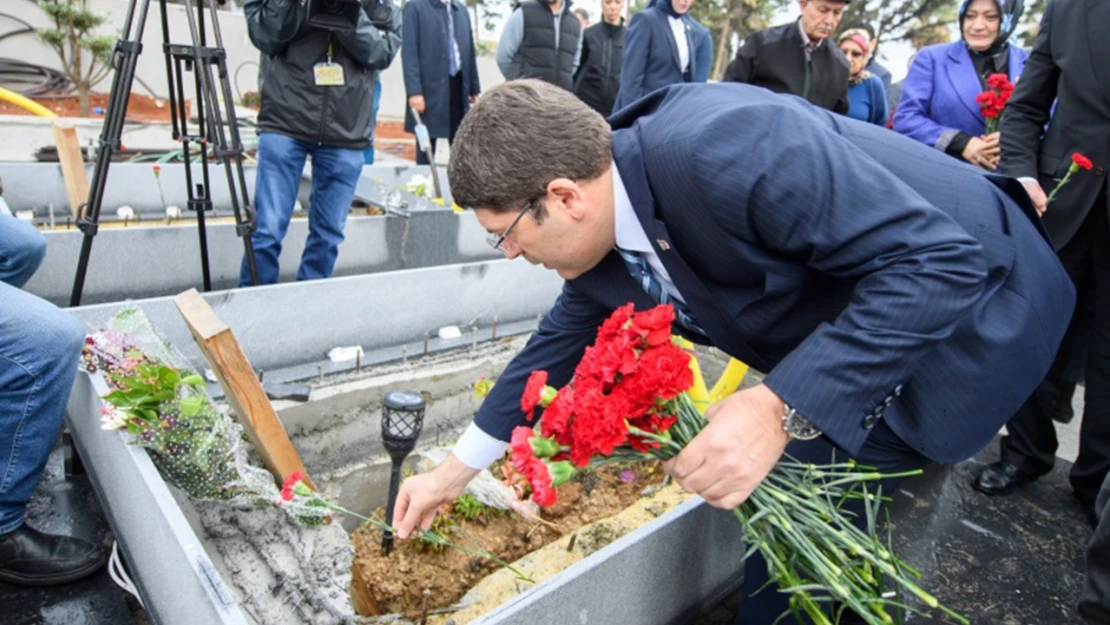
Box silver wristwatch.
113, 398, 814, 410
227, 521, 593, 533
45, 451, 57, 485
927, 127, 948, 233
782, 404, 822, 441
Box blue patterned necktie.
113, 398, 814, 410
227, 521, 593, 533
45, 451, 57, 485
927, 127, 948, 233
615, 248, 706, 336
446, 1, 459, 76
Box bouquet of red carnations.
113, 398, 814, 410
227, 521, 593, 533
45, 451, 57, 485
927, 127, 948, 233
509, 304, 966, 625
977, 73, 1014, 135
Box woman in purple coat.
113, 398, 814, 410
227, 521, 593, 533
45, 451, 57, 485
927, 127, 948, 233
893, 0, 1026, 171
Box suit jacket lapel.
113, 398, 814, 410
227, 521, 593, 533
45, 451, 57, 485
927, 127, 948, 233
611, 128, 771, 371
660, 12, 682, 72
1086, 0, 1110, 109
946, 44, 985, 122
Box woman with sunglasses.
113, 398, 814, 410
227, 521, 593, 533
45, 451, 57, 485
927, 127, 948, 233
837, 28, 888, 126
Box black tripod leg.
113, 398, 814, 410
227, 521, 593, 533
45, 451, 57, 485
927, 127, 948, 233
70, 0, 153, 307
196, 0, 260, 286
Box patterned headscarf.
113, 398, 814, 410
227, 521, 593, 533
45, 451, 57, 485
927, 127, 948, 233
959, 0, 1025, 57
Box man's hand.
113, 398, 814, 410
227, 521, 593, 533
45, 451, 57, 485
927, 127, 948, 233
408, 95, 426, 115
393, 453, 478, 538
469, 94, 479, 105
663, 384, 790, 510
1020, 178, 1049, 216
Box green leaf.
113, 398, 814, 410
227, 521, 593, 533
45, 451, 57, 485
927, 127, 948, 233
36, 29, 67, 48
179, 396, 205, 417
180, 374, 205, 387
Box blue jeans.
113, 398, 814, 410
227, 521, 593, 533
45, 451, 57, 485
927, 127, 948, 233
363, 77, 383, 165
0, 282, 85, 534
0, 214, 47, 288
239, 132, 364, 286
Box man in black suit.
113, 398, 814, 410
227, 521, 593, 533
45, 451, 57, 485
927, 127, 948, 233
724, 0, 850, 114
975, 0, 1110, 528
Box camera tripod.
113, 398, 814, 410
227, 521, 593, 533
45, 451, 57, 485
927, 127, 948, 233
70, 0, 259, 307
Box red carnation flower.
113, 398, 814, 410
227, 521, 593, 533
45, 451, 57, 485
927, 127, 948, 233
282, 471, 304, 491
1073, 153, 1094, 171
279, 471, 304, 501
509, 426, 560, 506
630, 305, 676, 346
521, 370, 549, 422
597, 303, 635, 342
540, 386, 576, 445
986, 73, 1012, 92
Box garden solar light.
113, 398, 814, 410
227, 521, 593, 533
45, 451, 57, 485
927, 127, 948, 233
381, 390, 425, 553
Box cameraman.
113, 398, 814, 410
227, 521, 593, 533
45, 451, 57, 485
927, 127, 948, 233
240, 0, 401, 286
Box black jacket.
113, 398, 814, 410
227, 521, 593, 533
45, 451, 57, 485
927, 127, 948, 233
247, 0, 402, 149
724, 20, 849, 114
573, 20, 625, 116
999, 0, 1110, 249
508, 0, 581, 91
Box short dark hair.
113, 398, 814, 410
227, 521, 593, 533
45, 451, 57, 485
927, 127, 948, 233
448, 79, 612, 214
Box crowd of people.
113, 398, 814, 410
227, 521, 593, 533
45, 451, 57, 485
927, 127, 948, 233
0, 0, 1107, 624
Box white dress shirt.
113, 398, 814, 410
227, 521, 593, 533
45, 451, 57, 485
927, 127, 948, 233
452, 163, 686, 470
668, 16, 690, 73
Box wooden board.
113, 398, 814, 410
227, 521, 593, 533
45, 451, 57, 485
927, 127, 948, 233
51, 120, 88, 218
172, 288, 313, 488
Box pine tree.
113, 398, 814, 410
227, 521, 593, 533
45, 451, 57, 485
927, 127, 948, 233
36, 0, 115, 117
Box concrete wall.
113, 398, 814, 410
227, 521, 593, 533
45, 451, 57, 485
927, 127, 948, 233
24, 204, 500, 306
0, 162, 450, 216
0, 0, 505, 125
65, 259, 562, 373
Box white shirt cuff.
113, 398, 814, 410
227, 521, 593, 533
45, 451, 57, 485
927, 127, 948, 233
452, 422, 510, 470
1017, 176, 1039, 185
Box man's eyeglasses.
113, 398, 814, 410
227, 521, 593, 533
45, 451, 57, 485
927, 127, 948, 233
486, 201, 536, 251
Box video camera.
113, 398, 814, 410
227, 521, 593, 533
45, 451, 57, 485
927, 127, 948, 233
307, 0, 392, 31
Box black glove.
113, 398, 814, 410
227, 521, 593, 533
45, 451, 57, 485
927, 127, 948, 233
366, 0, 394, 30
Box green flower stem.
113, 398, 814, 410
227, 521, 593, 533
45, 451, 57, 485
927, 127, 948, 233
625, 425, 684, 454
1046, 164, 1080, 205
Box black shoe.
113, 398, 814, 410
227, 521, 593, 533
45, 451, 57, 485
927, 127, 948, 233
1076, 495, 1100, 530
972, 461, 1043, 496
0, 524, 107, 586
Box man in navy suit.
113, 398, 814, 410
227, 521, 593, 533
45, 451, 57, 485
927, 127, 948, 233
393, 79, 1074, 623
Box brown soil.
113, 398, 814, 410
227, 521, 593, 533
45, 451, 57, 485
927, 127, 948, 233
375, 120, 414, 140
351, 462, 665, 619
0, 92, 186, 122
374, 120, 417, 162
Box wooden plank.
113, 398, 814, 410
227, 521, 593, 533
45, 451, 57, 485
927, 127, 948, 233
172, 288, 313, 488
51, 120, 89, 218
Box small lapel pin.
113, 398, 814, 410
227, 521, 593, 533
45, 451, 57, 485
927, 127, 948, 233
656, 239, 670, 251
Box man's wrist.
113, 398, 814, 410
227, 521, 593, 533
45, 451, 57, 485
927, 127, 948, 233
752, 384, 791, 446
452, 421, 509, 470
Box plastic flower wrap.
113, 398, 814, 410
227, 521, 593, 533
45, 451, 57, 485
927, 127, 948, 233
82, 309, 275, 502
403, 174, 433, 199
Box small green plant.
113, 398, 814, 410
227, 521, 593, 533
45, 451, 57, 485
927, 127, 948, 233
410, 513, 454, 554
453, 494, 486, 522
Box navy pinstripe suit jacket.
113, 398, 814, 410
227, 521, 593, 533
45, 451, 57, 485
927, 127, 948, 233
474, 83, 1075, 464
